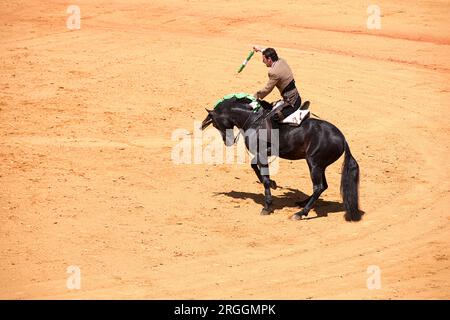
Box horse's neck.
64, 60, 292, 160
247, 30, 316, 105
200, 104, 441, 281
230, 108, 257, 130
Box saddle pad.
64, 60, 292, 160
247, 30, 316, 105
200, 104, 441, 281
282, 109, 310, 126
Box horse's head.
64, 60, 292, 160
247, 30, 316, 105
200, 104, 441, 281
201, 108, 236, 146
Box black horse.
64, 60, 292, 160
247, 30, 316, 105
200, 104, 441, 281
201, 96, 362, 221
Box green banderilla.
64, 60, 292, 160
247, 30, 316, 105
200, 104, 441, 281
237, 50, 255, 73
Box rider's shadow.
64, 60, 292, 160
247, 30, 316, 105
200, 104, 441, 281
215, 186, 345, 219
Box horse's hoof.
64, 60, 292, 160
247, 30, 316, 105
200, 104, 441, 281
290, 214, 303, 221
260, 208, 272, 215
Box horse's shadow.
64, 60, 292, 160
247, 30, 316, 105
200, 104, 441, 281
215, 186, 345, 219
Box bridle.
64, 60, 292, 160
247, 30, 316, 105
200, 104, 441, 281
232, 107, 266, 145
209, 105, 278, 165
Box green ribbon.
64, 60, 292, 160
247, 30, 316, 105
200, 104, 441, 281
213, 93, 260, 112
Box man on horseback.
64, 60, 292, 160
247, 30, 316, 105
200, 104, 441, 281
201, 48, 361, 220
253, 46, 308, 122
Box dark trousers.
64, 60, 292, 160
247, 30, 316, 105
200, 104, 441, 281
273, 95, 302, 122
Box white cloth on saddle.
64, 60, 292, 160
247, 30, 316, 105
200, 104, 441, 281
282, 109, 310, 126
273, 100, 310, 126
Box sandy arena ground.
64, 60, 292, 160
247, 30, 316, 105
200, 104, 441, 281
1, 0, 449, 299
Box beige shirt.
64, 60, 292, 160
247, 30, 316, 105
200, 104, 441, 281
255, 59, 294, 100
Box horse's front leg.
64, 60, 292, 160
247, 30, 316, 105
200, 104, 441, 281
248, 131, 275, 215
251, 158, 277, 189
259, 161, 273, 215
251, 160, 263, 184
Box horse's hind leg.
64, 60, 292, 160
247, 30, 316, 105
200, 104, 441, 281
296, 170, 327, 207
292, 164, 328, 220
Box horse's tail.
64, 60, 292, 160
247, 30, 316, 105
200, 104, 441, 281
340, 141, 362, 222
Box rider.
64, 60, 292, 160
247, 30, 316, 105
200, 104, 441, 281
253, 46, 306, 121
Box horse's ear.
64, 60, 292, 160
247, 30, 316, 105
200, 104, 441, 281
201, 109, 214, 130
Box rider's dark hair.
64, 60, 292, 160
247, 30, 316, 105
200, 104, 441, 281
262, 48, 279, 61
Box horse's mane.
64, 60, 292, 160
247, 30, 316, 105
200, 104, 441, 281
217, 97, 272, 114
216, 97, 253, 111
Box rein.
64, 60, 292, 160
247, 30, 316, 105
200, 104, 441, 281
233, 109, 278, 166
226, 104, 278, 166
233, 107, 267, 144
